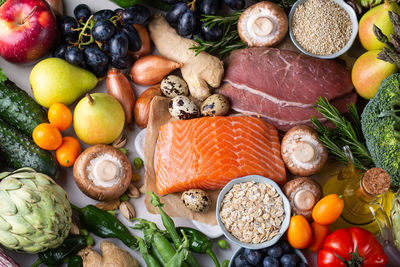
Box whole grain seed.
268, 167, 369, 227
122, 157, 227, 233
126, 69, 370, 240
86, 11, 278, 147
291, 0, 352, 55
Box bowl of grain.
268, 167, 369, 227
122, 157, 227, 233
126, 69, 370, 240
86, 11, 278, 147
216, 175, 291, 250
288, 0, 358, 59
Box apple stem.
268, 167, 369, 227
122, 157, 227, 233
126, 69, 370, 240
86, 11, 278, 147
23, 6, 38, 24
86, 93, 94, 104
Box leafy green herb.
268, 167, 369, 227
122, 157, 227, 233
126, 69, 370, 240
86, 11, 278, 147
190, 12, 247, 59
0, 68, 7, 84
0, 0, 6, 6
311, 97, 374, 171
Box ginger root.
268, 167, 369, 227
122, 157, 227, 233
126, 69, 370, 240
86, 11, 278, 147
149, 14, 224, 101
79, 241, 139, 267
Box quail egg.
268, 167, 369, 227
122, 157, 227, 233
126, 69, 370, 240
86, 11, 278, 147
201, 94, 230, 116
161, 75, 189, 98
181, 189, 211, 213
169, 96, 199, 120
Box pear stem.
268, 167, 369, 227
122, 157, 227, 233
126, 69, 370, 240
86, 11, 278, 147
86, 93, 94, 104
22, 6, 37, 24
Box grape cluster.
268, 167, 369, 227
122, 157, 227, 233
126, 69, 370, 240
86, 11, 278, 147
54, 4, 151, 77
164, 0, 244, 40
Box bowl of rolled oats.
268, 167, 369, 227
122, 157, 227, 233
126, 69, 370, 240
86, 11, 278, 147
216, 175, 291, 249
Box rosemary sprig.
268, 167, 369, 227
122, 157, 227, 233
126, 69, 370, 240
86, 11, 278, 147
311, 97, 374, 171
190, 12, 247, 59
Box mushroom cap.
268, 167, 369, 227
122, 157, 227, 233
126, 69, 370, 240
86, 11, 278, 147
238, 1, 288, 47
73, 144, 132, 201
281, 125, 328, 176
283, 177, 322, 221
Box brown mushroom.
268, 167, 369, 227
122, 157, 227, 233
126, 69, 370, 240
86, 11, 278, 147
73, 144, 132, 201
238, 1, 288, 47
281, 125, 328, 176
283, 177, 322, 221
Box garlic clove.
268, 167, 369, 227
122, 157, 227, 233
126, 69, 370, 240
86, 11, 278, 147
293, 141, 316, 163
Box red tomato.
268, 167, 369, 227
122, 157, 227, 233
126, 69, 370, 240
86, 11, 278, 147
317, 227, 387, 267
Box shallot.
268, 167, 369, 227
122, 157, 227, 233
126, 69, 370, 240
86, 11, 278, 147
129, 55, 183, 85
134, 84, 162, 128
106, 69, 136, 127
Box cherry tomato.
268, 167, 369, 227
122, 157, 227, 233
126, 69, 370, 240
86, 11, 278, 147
312, 194, 344, 225
32, 123, 62, 150
308, 221, 331, 252
287, 215, 312, 249
56, 137, 81, 167
48, 102, 72, 131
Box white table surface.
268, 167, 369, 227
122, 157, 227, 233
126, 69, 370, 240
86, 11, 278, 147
0, 0, 239, 265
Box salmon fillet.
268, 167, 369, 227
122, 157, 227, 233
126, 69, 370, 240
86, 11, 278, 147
154, 116, 286, 195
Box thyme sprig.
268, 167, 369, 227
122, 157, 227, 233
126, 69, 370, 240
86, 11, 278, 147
311, 97, 374, 171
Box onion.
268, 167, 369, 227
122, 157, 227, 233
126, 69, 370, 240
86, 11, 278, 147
106, 69, 136, 127
129, 55, 183, 85
129, 24, 151, 59
45, 0, 63, 17
134, 84, 162, 128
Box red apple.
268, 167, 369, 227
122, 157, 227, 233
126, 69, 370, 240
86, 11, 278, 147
0, 0, 57, 63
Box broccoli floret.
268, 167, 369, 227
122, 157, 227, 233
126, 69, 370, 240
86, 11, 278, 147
361, 73, 400, 188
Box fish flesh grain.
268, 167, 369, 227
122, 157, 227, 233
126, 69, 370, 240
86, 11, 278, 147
154, 116, 286, 195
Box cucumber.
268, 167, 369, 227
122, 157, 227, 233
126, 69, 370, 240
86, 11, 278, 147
0, 119, 59, 179
0, 80, 48, 136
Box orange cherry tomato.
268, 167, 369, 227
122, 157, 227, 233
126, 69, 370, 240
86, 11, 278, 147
312, 194, 344, 225
56, 137, 81, 167
48, 102, 72, 131
308, 221, 331, 252
287, 214, 312, 249
32, 123, 62, 150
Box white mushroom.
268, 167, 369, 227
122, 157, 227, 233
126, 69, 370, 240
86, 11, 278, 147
238, 1, 288, 47
281, 125, 328, 176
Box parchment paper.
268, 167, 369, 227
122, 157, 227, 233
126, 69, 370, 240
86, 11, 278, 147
143, 96, 220, 225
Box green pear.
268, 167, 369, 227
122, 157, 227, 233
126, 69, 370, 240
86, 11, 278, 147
73, 93, 125, 145
359, 0, 400, 50
30, 58, 98, 108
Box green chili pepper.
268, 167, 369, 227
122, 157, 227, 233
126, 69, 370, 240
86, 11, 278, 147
217, 240, 229, 250
109, 0, 141, 8
136, 236, 163, 267
71, 204, 138, 249
177, 227, 220, 267
31, 235, 89, 267
222, 260, 230, 267
133, 157, 143, 169
150, 193, 200, 267
68, 255, 83, 267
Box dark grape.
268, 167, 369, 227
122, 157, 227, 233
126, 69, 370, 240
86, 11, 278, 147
120, 24, 142, 52
65, 46, 84, 66
60, 16, 78, 39
224, 0, 245, 10
297, 263, 309, 267
114, 8, 124, 15
201, 23, 222, 41
84, 46, 109, 66
166, 2, 188, 25
92, 20, 116, 41
109, 32, 129, 58
198, 0, 218, 15
161, 0, 181, 3
89, 64, 108, 78
278, 240, 293, 254
266, 245, 283, 259
263, 256, 280, 267
244, 248, 263, 265
52, 44, 68, 59
234, 254, 249, 266
280, 254, 298, 267
74, 4, 91, 22
93, 9, 116, 22
120, 5, 151, 25
177, 10, 197, 36
111, 55, 133, 69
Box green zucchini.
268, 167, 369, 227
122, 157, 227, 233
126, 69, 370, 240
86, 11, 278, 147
0, 119, 59, 179
0, 80, 48, 136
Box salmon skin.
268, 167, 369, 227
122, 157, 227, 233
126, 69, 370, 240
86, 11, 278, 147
154, 116, 286, 195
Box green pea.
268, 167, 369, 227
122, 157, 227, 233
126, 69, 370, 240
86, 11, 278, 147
120, 193, 129, 202
222, 260, 230, 267
218, 239, 229, 249
119, 148, 128, 155
133, 157, 143, 169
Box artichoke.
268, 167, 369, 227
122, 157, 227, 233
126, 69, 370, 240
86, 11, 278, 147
0, 168, 72, 253
391, 190, 400, 250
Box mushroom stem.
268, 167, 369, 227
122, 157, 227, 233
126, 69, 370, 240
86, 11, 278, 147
294, 190, 316, 211
293, 141, 316, 163
94, 159, 119, 182
253, 17, 274, 37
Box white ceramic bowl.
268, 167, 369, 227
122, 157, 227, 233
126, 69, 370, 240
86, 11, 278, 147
288, 0, 358, 59
228, 247, 308, 267
216, 175, 291, 250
